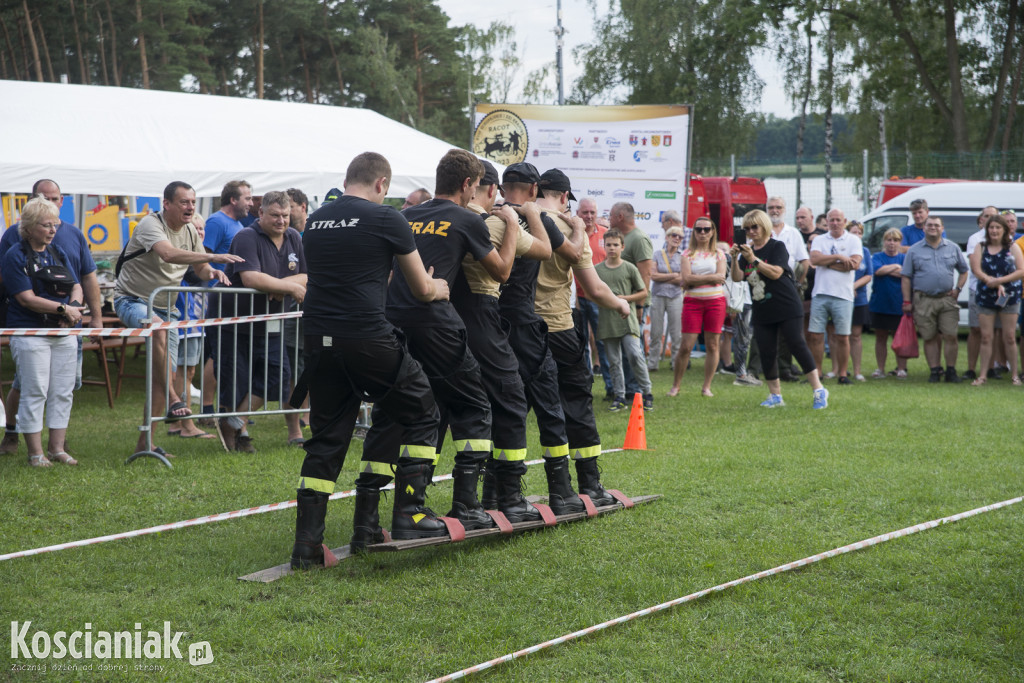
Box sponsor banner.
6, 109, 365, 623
474, 104, 691, 253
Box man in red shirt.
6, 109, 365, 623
574, 198, 612, 399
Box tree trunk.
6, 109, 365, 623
413, 31, 424, 122
136, 0, 150, 88
942, 0, 970, 154
34, 7, 56, 82
796, 17, 812, 210
298, 30, 312, 102
21, 0, 44, 82
878, 109, 889, 180
983, 0, 1018, 151
322, 0, 345, 99
103, 0, 120, 86
95, 9, 110, 86
823, 7, 834, 211
71, 0, 90, 84
255, 0, 264, 99
0, 16, 21, 80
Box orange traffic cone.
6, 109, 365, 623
622, 393, 647, 450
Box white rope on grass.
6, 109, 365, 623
425, 494, 1024, 683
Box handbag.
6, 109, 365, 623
891, 314, 920, 358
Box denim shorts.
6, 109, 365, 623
809, 294, 854, 335
114, 294, 180, 365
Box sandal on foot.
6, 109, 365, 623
288, 437, 306, 446
48, 451, 78, 465
1013, 376, 1022, 387
971, 378, 986, 386
179, 431, 217, 439
28, 454, 52, 467
666, 387, 680, 397
165, 401, 192, 423
701, 388, 714, 397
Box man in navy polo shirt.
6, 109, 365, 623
0, 179, 103, 455
210, 190, 307, 452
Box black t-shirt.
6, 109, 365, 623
301, 195, 416, 338
801, 228, 827, 301
386, 198, 494, 329
738, 239, 803, 324
498, 208, 565, 324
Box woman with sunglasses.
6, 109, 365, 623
730, 210, 828, 409
668, 217, 726, 397
648, 225, 685, 373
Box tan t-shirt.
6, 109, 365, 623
535, 211, 593, 332
114, 212, 205, 300
461, 202, 535, 298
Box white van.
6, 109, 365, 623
859, 182, 1024, 328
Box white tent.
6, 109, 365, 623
0, 80, 465, 198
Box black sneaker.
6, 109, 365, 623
642, 394, 654, 411
962, 369, 977, 380
837, 375, 852, 385
928, 368, 943, 383
608, 398, 627, 412
718, 363, 737, 375
988, 367, 1003, 380
945, 367, 962, 383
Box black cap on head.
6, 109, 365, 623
502, 162, 540, 185
480, 161, 501, 187
324, 187, 343, 203
538, 168, 577, 201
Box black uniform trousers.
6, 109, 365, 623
506, 317, 570, 456
297, 333, 438, 493
547, 310, 601, 458
458, 293, 529, 456
362, 325, 492, 474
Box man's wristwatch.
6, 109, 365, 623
56, 304, 67, 315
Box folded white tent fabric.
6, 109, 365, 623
0, 80, 477, 199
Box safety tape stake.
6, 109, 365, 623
424, 494, 1023, 683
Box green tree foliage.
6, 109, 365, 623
571, 0, 769, 159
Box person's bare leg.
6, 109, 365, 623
942, 332, 960, 370
807, 332, 825, 377
967, 326, 981, 373
668, 332, 698, 396
136, 329, 178, 453
923, 336, 941, 369
850, 325, 863, 377
874, 330, 889, 374
833, 334, 851, 379
0, 388, 20, 452
46, 427, 69, 456
1000, 312, 1019, 379
702, 333, 720, 395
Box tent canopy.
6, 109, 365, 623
0, 80, 467, 199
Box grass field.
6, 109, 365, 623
1, 338, 1022, 682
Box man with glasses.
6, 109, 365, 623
575, 197, 613, 398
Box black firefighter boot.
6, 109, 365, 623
447, 463, 494, 530
350, 472, 393, 552
544, 456, 586, 515
494, 460, 542, 523
391, 458, 449, 540
480, 458, 498, 509
575, 456, 615, 507
291, 488, 330, 569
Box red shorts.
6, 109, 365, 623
682, 295, 727, 334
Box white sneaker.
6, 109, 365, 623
824, 372, 836, 379
855, 374, 866, 382
870, 369, 885, 379
733, 374, 763, 387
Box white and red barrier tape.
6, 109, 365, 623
425, 494, 1023, 683
0, 310, 301, 337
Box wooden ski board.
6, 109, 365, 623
239, 493, 660, 583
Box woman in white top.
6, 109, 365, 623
648, 226, 685, 372
668, 217, 728, 397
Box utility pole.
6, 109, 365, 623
555, 0, 565, 105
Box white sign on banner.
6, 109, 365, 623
473, 104, 692, 252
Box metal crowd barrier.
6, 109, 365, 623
126, 285, 306, 468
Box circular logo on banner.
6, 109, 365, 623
473, 110, 528, 165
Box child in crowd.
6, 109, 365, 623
595, 229, 654, 411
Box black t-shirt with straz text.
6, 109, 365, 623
498, 207, 565, 324
301, 195, 416, 338
738, 239, 804, 324
386, 198, 495, 329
